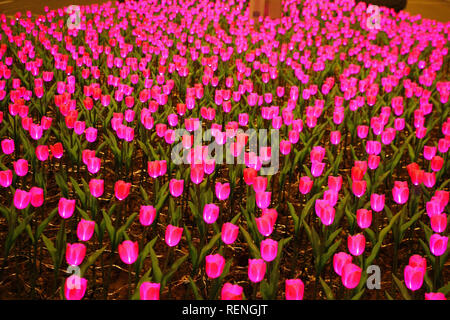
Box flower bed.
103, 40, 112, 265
0, 0, 448, 300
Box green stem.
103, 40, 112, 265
252, 283, 258, 300
128, 263, 132, 300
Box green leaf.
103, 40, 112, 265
400, 209, 424, 238
188, 276, 204, 300
209, 259, 232, 300
198, 233, 222, 265
55, 173, 69, 197
230, 212, 241, 224
392, 274, 411, 300
102, 209, 116, 247
438, 282, 450, 295
42, 234, 58, 266
239, 226, 261, 258
131, 267, 153, 300
149, 246, 163, 283
325, 228, 342, 247
351, 288, 365, 300
70, 177, 86, 207
117, 212, 138, 240
287, 202, 300, 235
161, 253, 189, 289
419, 239, 436, 265
302, 221, 320, 259
80, 246, 106, 277
364, 228, 376, 245
385, 291, 394, 300
136, 237, 158, 276
365, 210, 401, 268
11, 212, 35, 248
319, 239, 342, 273
77, 207, 92, 221
424, 271, 433, 292
140, 185, 149, 203
36, 208, 58, 240
267, 237, 292, 298
319, 276, 335, 300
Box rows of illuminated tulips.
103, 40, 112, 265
0, 0, 449, 300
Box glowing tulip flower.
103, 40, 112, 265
323, 190, 339, 207
29, 186, 44, 207
330, 131, 341, 145
370, 194, 385, 212
203, 203, 220, 224
64, 275, 87, 300
140, 282, 160, 300
89, 179, 104, 198
348, 234, 366, 256
114, 180, 131, 201
190, 163, 204, 184
280, 140, 291, 155
248, 259, 266, 283
285, 279, 304, 300
333, 252, 353, 276
352, 180, 367, 198
423, 146, 437, 160
408, 255, 426, 272
85, 127, 98, 142
425, 293, 447, 300
77, 219, 95, 241
243, 168, 257, 185
14, 189, 31, 209
255, 191, 271, 209
341, 263, 362, 289
311, 161, 325, 177
255, 214, 274, 237
205, 254, 225, 279
253, 176, 268, 193
169, 179, 184, 197
165, 224, 183, 247
407, 163, 424, 186
392, 181, 409, 204
1, 139, 14, 154
221, 283, 243, 300
299, 176, 313, 194
356, 209, 372, 229
139, 205, 156, 226
310, 146, 325, 162
430, 213, 447, 233
351, 166, 365, 181
118, 240, 139, 265
357, 125, 369, 139
429, 234, 448, 256
430, 156, 444, 172
319, 204, 335, 226
404, 265, 424, 291
13, 159, 28, 177
221, 222, 239, 245
148, 161, 161, 178
328, 176, 342, 192
66, 243, 86, 266
87, 157, 101, 174
36, 145, 49, 161
58, 198, 76, 219
50, 142, 64, 159
0, 170, 13, 188
368, 155, 380, 170
260, 239, 278, 262
423, 172, 436, 188
215, 182, 230, 200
